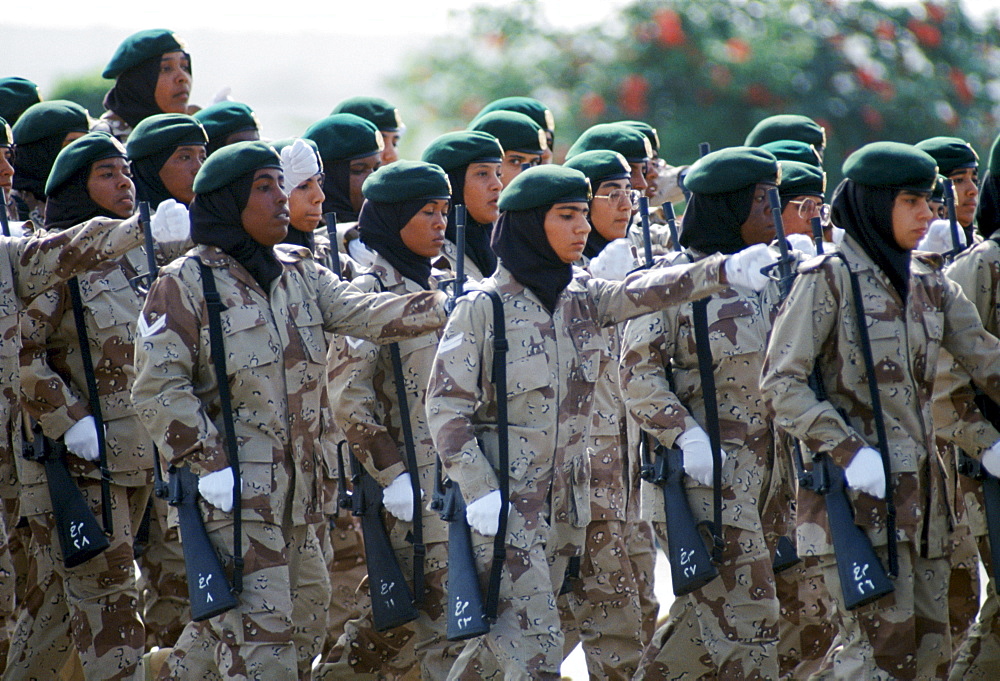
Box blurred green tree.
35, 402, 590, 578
49, 70, 112, 119
391, 0, 1000, 181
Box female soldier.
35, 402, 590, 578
426, 164, 776, 680
99, 29, 193, 142
468, 111, 545, 188
131, 142, 450, 679
761, 142, 1000, 680
304, 113, 383, 225
421, 130, 504, 281
332, 96, 405, 166
127, 113, 207, 209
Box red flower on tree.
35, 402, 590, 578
619, 74, 650, 116
862, 105, 884, 131
875, 20, 896, 42
745, 83, 776, 107
654, 9, 686, 48
908, 18, 942, 48
581, 92, 606, 119
924, 2, 947, 23
725, 38, 752, 64
950, 67, 974, 106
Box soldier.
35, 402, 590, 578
916, 136, 980, 248
471, 97, 555, 165
9, 131, 188, 681
194, 102, 261, 156
332, 96, 405, 166
775, 159, 827, 238
761, 142, 1000, 679
744, 113, 826, 162
760, 139, 824, 167
304, 113, 384, 227
98, 29, 193, 142
0, 77, 42, 127
468, 111, 546, 187
566, 123, 651, 195
426, 164, 777, 680
127, 113, 208, 209
421, 130, 504, 281
131, 141, 451, 679
621, 147, 784, 680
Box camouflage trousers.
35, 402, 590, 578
949, 534, 999, 680
635, 521, 780, 680
320, 512, 367, 661
558, 518, 644, 680
624, 517, 659, 645
137, 494, 189, 649
774, 553, 837, 680
4, 478, 150, 681
157, 520, 329, 681
813, 543, 950, 680
947, 521, 980, 655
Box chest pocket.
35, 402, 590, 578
219, 304, 280, 373
567, 320, 604, 384
80, 267, 138, 331
863, 316, 907, 384
290, 299, 327, 365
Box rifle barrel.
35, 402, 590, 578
639, 196, 654, 268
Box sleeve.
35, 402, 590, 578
760, 263, 869, 468
131, 267, 229, 475
425, 292, 499, 505
18, 286, 89, 439
931, 351, 1000, 456
941, 276, 1000, 430
620, 311, 700, 449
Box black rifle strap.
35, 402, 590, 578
66, 278, 113, 536
484, 289, 509, 623
196, 258, 244, 594
843, 262, 898, 578
691, 297, 724, 563
388, 343, 425, 607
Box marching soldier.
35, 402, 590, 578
467, 111, 546, 187
471, 97, 555, 165
916, 136, 980, 249
332, 96, 406, 166
304, 112, 384, 227
194, 102, 261, 156
744, 113, 826, 161
0, 77, 42, 127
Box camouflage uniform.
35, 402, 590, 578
433, 239, 488, 282
931, 234, 1000, 678
761, 235, 1000, 680
621, 249, 780, 681
132, 244, 447, 680
426, 256, 727, 680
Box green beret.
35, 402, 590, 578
563, 150, 631, 188
192, 140, 280, 195
12, 100, 90, 145
915, 136, 978, 176
0, 77, 42, 125
930, 174, 947, 202
565, 123, 653, 163
46, 132, 127, 196
102, 29, 187, 79
331, 96, 403, 132
760, 140, 822, 167
473, 96, 554, 133
498, 165, 591, 212
420, 131, 503, 172
194, 102, 259, 144
468, 111, 546, 156
126, 114, 207, 160
618, 120, 660, 153
684, 147, 780, 195
842, 142, 939, 192
304, 114, 384, 165
745, 114, 826, 149
362, 160, 451, 203
778, 161, 825, 198
0, 119, 11, 147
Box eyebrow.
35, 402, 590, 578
254, 171, 282, 182
93, 160, 122, 170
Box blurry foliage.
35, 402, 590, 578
49, 70, 112, 119
391, 0, 1000, 183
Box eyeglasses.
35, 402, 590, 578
788, 197, 831, 225
594, 189, 640, 208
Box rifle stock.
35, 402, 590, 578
439, 480, 490, 640
961, 392, 1000, 585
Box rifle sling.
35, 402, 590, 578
66, 278, 113, 536
484, 289, 509, 623
691, 297, 725, 563
196, 258, 244, 594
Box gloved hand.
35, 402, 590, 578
785, 233, 817, 258
589, 238, 636, 281
151, 199, 190, 242
210, 86, 233, 105
982, 440, 1000, 477
844, 447, 886, 499
382, 472, 415, 522
5, 221, 27, 238
724, 243, 777, 291
466, 490, 503, 536
917, 219, 964, 254
676, 426, 727, 486
648, 163, 687, 207
64, 416, 100, 462
280, 139, 320, 193
198, 468, 236, 512
348, 238, 377, 269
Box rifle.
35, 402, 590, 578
956, 447, 1000, 587
698, 142, 711, 157
24, 422, 109, 568
323, 211, 339, 275
942, 179, 965, 259
663, 201, 681, 254
169, 466, 238, 621
335, 440, 353, 517
638, 196, 654, 266
439, 477, 490, 640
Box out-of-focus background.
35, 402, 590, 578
6, 0, 1000, 182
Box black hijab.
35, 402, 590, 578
12, 135, 65, 199
131, 146, 175, 206
679, 184, 756, 255
103, 52, 191, 129
44, 167, 118, 231
446, 167, 497, 276
977, 170, 1000, 239
321, 159, 357, 223
190, 170, 283, 292
358, 198, 433, 289
830, 178, 909, 301
582, 225, 612, 260
281, 225, 315, 251
491, 206, 572, 314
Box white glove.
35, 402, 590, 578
917, 219, 964, 254
466, 490, 503, 536
785, 233, 817, 258
210, 86, 233, 105
348, 238, 377, 268
676, 426, 727, 486
198, 468, 236, 512
844, 447, 886, 499
724, 243, 777, 291
64, 416, 101, 462
5, 221, 27, 238
649, 163, 687, 207
151, 199, 190, 242
982, 440, 1000, 478
382, 472, 415, 522
280, 139, 320, 193
589, 238, 636, 281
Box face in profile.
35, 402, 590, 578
154, 51, 192, 114
241, 168, 289, 246
87, 157, 135, 218
543, 201, 591, 263
399, 199, 449, 258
